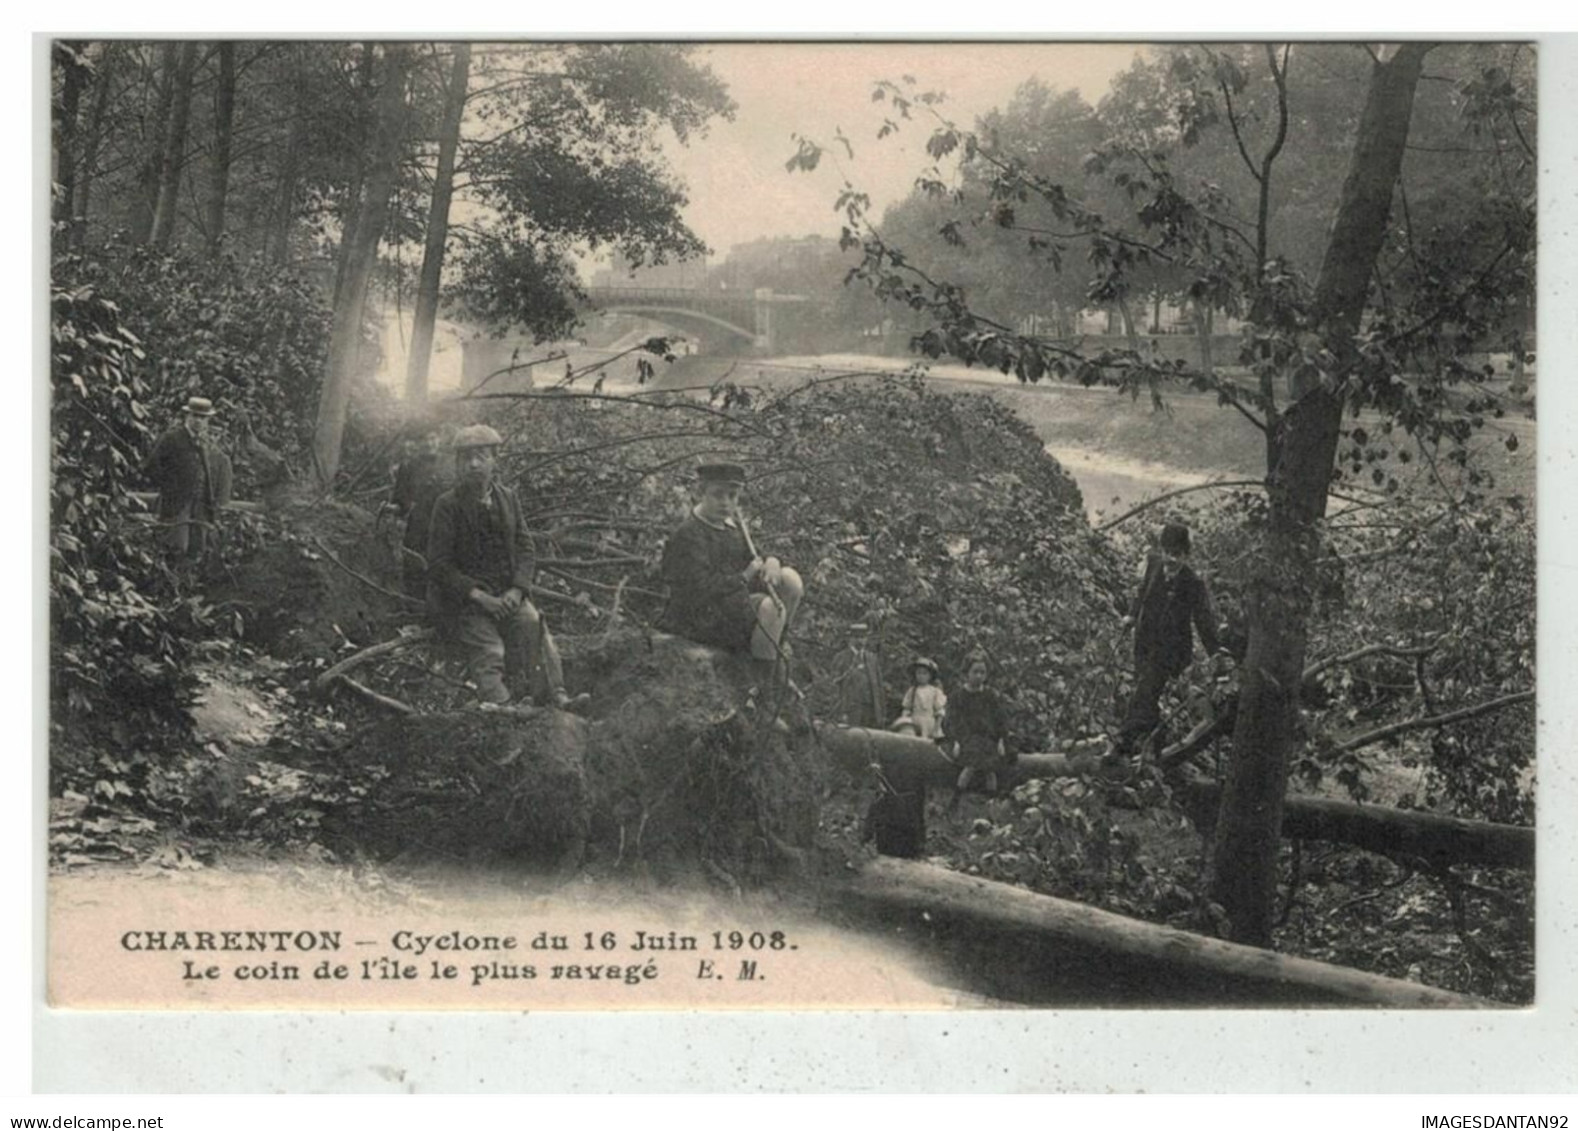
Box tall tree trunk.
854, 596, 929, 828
314, 45, 410, 486
150, 40, 198, 250
1115, 293, 1142, 354
1195, 301, 1214, 378
204, 42, 236, 257
1208, 42, 1433, 947
129, 43, 177, 245
72, 43, 117, 250
332, 42, 378, 312
51, 41, 89, 230
268, 47, 307, 264
405, 43, 471, 405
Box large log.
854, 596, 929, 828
840, 857, 1486, 1007
815, 723, 1081, 783
1177, 780, 1533, 870
817, 725, 1533, 869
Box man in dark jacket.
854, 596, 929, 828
142, 396, 219, 561
426, 425, 577, 708
1114, 521, 1225, 755
658, 462, 803, 671
392, 429, 448, 598
836, 622, 886, 728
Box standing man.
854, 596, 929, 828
391, 427, 448, 598
836, 622, 886, 729
142, 395, 219, 563
1113, 521, 1225, 756
658, 462, 804, 677
425, 424, 580, 709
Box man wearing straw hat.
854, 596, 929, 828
658, 462, 804, 675
142, 395, 220, 562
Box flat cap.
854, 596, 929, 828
453, 424, 504, 450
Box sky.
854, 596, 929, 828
655, 43, 1146, 258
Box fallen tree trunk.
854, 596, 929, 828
815, 723, 1081, 783
839, 857, 1486, 1007
817, 725, 1533, 869
1177, 779, 1533, 870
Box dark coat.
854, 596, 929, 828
948, 686, 1009, 767
1131, 555, 1221, 678
396, 455, 449, 557
142, 425, 214, 519
658, 511, 757, 650
425, 481, 535, 617
837, 647, 887, 728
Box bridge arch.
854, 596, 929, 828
593, 304, 758, 349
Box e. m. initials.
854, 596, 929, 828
695, 958, 763, 981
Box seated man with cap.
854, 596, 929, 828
658, 462, 804, 670
142, 395, 221, 562
425, 424, 581, 709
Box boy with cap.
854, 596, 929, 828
142, 395, 220, 562
1114, 521, 1226, 756
658, 463, 804, 669
425, 424, 581, 709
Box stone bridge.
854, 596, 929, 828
581, 285, 810, 354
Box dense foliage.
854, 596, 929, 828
55, 240, 336, 474
49, 270, 206, 745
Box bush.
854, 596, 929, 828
50, 272, 204, 743
53, 239, 337, 486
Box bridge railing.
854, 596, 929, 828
583, 285, 810, 307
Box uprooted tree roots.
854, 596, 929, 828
319, 630, 828, 885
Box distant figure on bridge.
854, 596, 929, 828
141, 395, 221, 565
425, 424, 583, 710
1113, 521, 1227, 757
658, 462, 804, 680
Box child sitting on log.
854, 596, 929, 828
947, 654, 1012, 808
900, 656, 947, 739
658, 463, 804, 679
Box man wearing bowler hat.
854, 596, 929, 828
425, 424, 582, 709
142, 395, 220, 562
659, 462, 804, 673
1113, 520, 1226, 756
836, 622, 886, 729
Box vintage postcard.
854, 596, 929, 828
41, 36, 1557, 1054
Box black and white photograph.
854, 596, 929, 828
34, 31, 1566, 1090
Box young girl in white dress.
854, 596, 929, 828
900, 657, 947, 740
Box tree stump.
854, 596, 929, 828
323, 630, 827, 884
